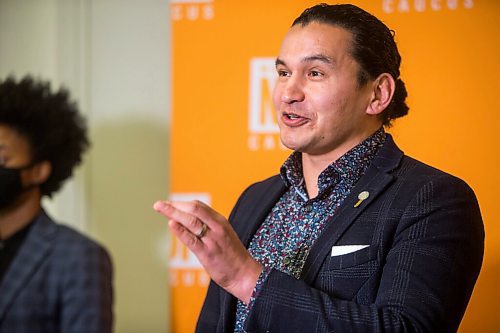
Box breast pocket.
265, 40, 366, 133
328, 244, 376, 270
317, 245, 380, 300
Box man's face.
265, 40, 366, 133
273, 22, 380, 159
0, 124, 32, 170
0, 123, 38, 192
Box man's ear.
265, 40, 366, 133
30, 160, 52, 185
367, 73, 395, 115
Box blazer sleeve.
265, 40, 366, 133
58, 235, 114, 333
244, 174, 484, 332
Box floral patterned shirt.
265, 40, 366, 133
234, 128, 386, 332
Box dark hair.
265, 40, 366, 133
293, 3, 409, 126
0, 75, 89, 197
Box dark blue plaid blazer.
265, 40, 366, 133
0, 211, 113, 333
195, 135, 484, 333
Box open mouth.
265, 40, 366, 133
282, 112, 309, 126
286, 113, 301, 120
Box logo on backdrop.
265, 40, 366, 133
171, 0, 215, 21
248, 58, 287, 151
382, 0, 474, 13
168, 192, 211, 287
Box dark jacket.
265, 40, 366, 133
0, 211, 113, 333
196, 135, 484, 333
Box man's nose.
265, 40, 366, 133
281, 76, 305, 104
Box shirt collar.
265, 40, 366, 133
280, 128, 387, 198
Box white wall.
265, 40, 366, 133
0, 0, 171, 332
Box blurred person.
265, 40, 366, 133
155, 3, 484, 332
0, 76, 113, 333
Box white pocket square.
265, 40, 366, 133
331, 245, 370, 257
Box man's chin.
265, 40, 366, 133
279, 137, 298, 151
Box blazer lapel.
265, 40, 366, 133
0, 212, 56, 321
301, 135, 404, 283
232, 176, 287, 247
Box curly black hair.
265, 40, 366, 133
0, 75, 89, 197
293, 4, 409, 127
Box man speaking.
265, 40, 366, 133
155, 4, 484, 332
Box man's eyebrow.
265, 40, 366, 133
302, 54, 334, 65
275, 54, 334, 67
275, 58, 286, 67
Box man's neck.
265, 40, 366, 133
0, 191, 41, 240
302, 153, 335, 199
300, 125, 385, 198
301, 133, 376, 199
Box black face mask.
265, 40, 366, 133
0, 164, 32, 210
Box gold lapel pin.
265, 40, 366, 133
354, 191, 369, 208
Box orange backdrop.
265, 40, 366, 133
169, 1, 500, 332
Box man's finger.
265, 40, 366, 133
169, 200, 225, 230
168, 219, 206, 252
154, 201, 207, 236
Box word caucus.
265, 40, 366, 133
382, 0, 474, 13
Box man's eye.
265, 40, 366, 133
277, 70, 290, 77
309, 71, 323, 77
